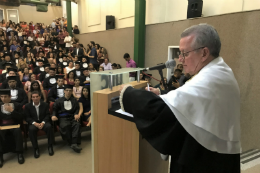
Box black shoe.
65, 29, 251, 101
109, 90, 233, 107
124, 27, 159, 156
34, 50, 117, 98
70, 144, 82, 153
34, 148, 40, 158
17, 154, 24, 164
0, 154, 3, 168
48, 146, 54, 156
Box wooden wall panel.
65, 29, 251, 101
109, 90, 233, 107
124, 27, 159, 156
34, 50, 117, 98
79, 10, 260, 151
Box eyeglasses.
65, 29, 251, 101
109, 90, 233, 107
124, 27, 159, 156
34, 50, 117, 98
177, 47, 205, 60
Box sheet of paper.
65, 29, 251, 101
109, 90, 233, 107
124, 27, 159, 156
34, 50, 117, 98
115, 109, 133, 118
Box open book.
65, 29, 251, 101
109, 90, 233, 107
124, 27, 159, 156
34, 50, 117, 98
0, 124, 20, 130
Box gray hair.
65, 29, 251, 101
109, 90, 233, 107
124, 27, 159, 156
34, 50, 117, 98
181, 24, 221, 58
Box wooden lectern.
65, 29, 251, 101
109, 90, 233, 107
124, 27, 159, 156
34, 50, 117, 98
93, 81, 169, 173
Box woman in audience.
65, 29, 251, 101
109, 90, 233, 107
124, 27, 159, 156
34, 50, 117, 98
99, 66, 104, 71
65, 70, 75, 85
102, 47, 108, 59
62, 56, 68, 67
20, 67, 30, 82
73, 77, 83, 100
64, 61, 75, 78
43, 29, 49, 38
88, 63, 96, 72
2, 19, 6, 27
56, 51, 63, 64
67, 52, 73, 61
28, 80, 46, 103
154, 77, 168, 92
57, 65, 64, 75
37, 34, 45, 45
57, 25, 62, 33
44, 36, 51, 47
78, 86, 91, 126
86, 44, 92, 56
48, 53, 56, 64
24, 73, 43, 92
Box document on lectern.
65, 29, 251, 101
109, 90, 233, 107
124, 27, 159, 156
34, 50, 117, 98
116, 109, 134, 118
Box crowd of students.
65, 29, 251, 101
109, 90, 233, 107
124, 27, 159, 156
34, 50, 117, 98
0, 18, 126, 168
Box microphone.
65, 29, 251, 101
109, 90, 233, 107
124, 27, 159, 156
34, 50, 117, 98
144, 59, 176, 71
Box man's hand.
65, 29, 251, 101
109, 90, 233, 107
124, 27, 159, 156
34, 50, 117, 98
145, 87, 160, 95
52, 116, 58, 121
74, 114, 80, 122
39, 123, 45, 129
172, 81, 180, 88
4, 104, 14, 113
34, 123, 40, 129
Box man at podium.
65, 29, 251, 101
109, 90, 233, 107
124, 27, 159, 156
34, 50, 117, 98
119, 24, 240, 173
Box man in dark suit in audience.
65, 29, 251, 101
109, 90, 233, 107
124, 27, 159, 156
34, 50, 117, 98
0, 68, 24, 89
43, 68, 56, 90
33, 59, 45, 75
72, 43, 84, 61
0, 63, 13, 82
25, 91, 54, 158
48, 75, 65, 103
39, 64, 50, 82
0, 89, 24, 167
7, 76, 28, 106
71, 61, 82, 77
80, 68, 90, 86
52, 85, 82, 153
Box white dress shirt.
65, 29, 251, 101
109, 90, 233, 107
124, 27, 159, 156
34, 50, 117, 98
32, 102, 45, 125
64, 36, 72, 48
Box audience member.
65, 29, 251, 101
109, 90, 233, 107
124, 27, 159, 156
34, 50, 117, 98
124, 53, 136, 82
43, 68, 56, 90
0, 89, 24, 167
88, 41, 98, 69
28, 80, 46, 103
78, 86, 91, 125
167, 69, 182, 91
65, 71, 75, 85
80, 68, 90, 86
7, 76, 28, 106
25, 91, 54, 158
100, 58, 112, 70
48, 75, 65, 102
52, 84, 82, 153
73, 78, 82, 100
24, 73, 43, 92
73, 43, 84, 61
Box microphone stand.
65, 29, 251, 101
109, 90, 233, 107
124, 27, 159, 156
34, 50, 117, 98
158, 69, 167, 90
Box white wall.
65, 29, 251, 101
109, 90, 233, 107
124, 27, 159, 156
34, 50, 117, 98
62, 1, 79, 26
72, 0, 260, 34
77, 0, 135, 34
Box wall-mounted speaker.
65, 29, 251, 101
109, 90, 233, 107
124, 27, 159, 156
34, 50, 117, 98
187, 0, 203, 19
106, 15, 115, 30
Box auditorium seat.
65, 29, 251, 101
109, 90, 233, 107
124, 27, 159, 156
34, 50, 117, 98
22, 82, 26, 87
0, 69, 3, 75
29, 64, 34, 71
36, 74, 41, 80
0, 83, 2, 87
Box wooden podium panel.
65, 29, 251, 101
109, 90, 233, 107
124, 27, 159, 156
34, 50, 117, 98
93, 81, 169, 173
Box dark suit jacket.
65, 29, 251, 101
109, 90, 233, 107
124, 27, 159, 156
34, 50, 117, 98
25, 101, 50, 125
33, 66, 44, 75
73, 48, 84, 61
79, 75, 90, 86
39, 71, 48, 82
0, 76, 24, 89
48, 84, 64, 102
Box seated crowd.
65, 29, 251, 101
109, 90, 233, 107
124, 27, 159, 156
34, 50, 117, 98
0, 18, 122, 168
